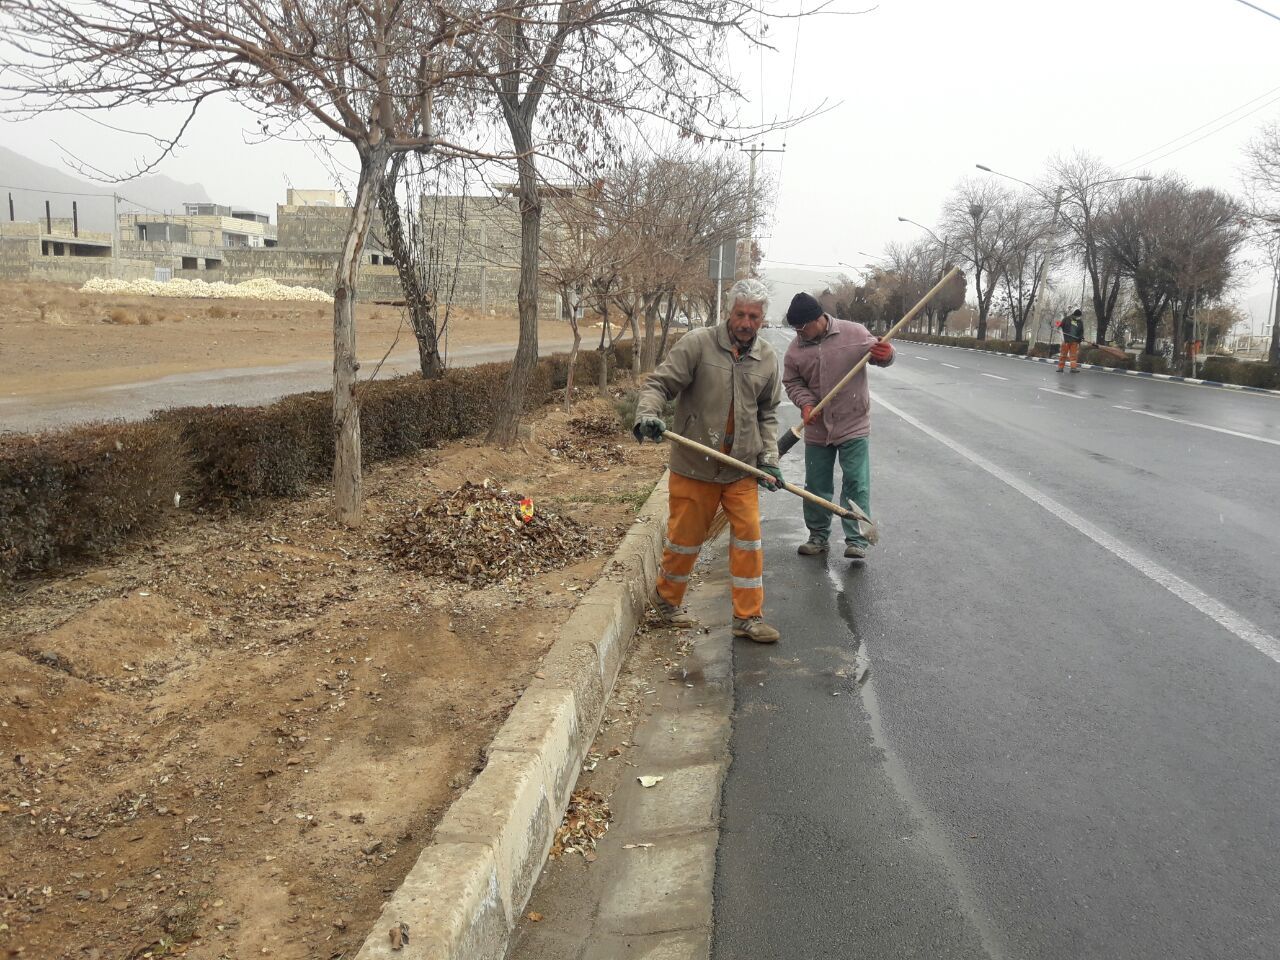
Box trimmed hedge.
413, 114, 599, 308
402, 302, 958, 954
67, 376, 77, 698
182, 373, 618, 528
1198, 356, 1280, 390
1, 343, 631, 585
1, 421, 190, 583
897, 333, 1280, 387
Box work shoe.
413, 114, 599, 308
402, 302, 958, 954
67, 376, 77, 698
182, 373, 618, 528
654, 597, 697, 628
732, 617, 780, 644
844, 543, 867, 560
797, 537, 829, 556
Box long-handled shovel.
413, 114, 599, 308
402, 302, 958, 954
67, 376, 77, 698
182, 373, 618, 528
662, 429, 879, 545
777, 266, 963, 457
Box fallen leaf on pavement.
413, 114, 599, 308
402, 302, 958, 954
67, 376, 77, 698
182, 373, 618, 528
636, 775, 664, 788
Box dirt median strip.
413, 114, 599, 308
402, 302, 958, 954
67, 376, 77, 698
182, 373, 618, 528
352, 473, 670, 960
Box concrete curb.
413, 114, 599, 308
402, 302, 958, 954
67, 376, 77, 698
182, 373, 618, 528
899, 340, 1280, 397
353, 472, 670, 960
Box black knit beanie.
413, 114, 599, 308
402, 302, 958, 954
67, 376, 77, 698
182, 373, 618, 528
786, 292, 823, 328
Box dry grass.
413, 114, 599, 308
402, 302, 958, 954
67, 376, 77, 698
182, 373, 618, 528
207, 304, 228, 319
105, 307, 136, 325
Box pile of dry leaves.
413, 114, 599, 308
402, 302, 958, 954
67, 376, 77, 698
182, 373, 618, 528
549, 788, 612, 861
381, 479, 597, 585
550, 415, 628, 468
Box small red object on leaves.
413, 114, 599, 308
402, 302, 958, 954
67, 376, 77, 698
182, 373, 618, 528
519, 498, 535, 524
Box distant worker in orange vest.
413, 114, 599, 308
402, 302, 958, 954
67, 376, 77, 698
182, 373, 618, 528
1057, 308, 1085, 372
633, 278, 784, 644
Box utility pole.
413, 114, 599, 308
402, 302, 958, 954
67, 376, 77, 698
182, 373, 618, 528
112, 192, 121, 279
740, 143, 784, 281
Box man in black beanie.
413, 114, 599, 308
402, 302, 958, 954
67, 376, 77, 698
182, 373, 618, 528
781, 291, 894, 560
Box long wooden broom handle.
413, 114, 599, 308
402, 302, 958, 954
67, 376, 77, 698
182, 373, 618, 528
805, 265, 962, 423
662, 430, 872, 523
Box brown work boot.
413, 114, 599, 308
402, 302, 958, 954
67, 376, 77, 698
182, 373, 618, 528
654, 597, 697, 628
732, 617, 780, 644
797, 537, 828, 556
843, 543, 867, 560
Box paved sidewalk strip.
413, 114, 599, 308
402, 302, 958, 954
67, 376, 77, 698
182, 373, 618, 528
508, 558, 735, 960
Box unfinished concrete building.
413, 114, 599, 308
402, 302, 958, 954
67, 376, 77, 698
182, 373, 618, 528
0, 217, 149, 284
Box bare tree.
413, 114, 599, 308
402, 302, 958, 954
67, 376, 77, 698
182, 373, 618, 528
998, 194, 1052, 342
1099, 177, 1243, 358
1241, 120, 1280, 365
458, 0, 786, 444
1046, 152, 1131, 346
541, 183, 610, 409
1, 0, 498, 524
942, 179, 1015, 340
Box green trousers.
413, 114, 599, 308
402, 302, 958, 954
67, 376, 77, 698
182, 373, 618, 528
804, 437, 871, 547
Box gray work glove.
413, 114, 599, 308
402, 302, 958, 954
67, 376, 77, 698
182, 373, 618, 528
633, 416, 667, 442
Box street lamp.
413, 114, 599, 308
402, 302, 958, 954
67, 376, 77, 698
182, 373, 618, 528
857, 251, 887, 263
975, 162, 1153, 344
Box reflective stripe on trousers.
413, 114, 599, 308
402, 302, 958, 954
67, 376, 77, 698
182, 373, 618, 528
656, 472, 764, 620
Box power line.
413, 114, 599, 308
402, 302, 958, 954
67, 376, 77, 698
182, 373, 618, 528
1120, 90, 1280, 172
1231, 0, 1280, 23
1117, 82, 1280, 169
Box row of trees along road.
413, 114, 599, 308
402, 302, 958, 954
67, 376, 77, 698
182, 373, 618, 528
866, 152, 1272, 364
539, 148, 761, 402
1, 0, 821, 523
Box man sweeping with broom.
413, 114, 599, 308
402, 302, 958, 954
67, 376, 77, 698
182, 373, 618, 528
782, 292, 894, 561
632, 278, 785, 644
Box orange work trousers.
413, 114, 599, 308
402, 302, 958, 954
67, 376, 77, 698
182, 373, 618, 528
656, 472, 764, 620
1058, 341, 1080, 370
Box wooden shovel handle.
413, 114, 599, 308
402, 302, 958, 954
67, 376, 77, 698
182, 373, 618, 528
662, 430, 871, 524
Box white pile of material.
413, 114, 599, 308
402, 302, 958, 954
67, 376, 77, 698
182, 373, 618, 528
81, 276, 333, 302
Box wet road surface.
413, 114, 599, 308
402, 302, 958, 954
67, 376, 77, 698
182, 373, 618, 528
711, 337, 1280, 959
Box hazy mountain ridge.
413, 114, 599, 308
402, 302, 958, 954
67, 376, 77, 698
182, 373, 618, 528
0, 145, 212, 232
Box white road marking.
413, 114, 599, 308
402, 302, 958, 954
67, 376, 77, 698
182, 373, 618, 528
941, 362, 960, 369
1128, 408, 1280, 448
981, 373, 1008, 381
874, 393, 1280, 666
914, 356, 931, 361
1038, 387, 1086, 400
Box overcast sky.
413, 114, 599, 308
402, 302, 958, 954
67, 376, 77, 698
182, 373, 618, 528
5, 0, 1280, 328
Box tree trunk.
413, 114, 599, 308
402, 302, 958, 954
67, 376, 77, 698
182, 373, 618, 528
657, 290, 675, 361
1271, 273, 1280, 366
597, 297, 612, 396
639, 292, 662, 372
489, 120, 541, 445
564, 287, 580, 412
333, 146, 385, 527
627, 308, 641, 375
379, 155, 444, 379
1144, 309, 1160, 356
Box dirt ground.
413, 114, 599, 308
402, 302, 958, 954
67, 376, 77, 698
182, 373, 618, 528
0, 396, 665, 960
0, 281, 580, 397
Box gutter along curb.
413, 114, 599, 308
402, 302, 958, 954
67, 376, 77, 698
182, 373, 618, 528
354, 472, 670, 960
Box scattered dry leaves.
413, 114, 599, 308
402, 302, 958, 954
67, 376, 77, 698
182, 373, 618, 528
548, 789, 612, 860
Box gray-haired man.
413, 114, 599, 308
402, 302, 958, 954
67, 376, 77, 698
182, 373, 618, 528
633, 278, 784, 644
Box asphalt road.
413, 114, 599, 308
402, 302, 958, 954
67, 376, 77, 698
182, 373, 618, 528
712, 336, 1280, 959
0, 339, 574, 433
